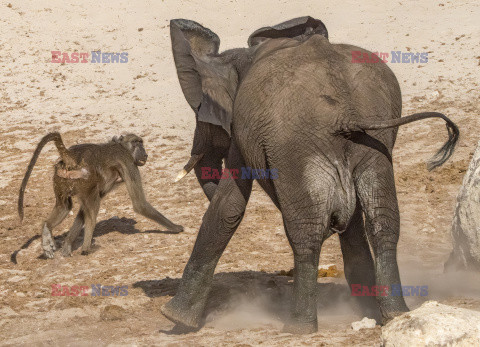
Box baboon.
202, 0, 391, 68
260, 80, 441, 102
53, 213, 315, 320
18, 132, 184, 258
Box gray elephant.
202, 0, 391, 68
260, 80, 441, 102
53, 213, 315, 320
162, 17, 459, 333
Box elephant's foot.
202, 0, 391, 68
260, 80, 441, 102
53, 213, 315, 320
363, 305, 382, 325
379, 300, 409, 325
283, 319, 318, 334
161, 297, 202, 329
380, 309, 409, 325
357, 296, 382, 324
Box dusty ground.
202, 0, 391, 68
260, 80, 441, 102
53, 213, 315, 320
1, 0, 480, 345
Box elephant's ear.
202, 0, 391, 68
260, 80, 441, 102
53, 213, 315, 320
170, 19, 237, 135
248, 16, 328, 46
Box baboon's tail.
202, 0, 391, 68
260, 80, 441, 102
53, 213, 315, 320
18, 132, 75, 221
336, 112, 459, 171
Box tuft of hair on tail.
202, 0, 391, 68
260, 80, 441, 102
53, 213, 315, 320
426, 118, 459, 171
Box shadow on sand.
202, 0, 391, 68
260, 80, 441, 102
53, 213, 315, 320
11, 217, 180, 263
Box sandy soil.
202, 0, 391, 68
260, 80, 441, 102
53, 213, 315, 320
1, 0, 479, 345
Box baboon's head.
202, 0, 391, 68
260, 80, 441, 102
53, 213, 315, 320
112, 134, 148, 166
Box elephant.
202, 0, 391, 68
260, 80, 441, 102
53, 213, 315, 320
161, 16, 459, 333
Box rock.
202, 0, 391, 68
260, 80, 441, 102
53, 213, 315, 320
446, 141, 480, 271
382, 301, 480, 346
351, 317, 377, 331
426, 90, 440, 101
100, 305, 126, 321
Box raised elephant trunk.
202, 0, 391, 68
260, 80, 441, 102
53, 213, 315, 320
335, 112, 459, 170
174, 153, 204, 182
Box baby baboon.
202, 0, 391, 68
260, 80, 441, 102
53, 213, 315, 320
18, 132, 184, 258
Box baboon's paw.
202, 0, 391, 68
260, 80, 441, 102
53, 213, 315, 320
44, 250, 55, 259
42, 237, 56, 259
170, 224, 184, 233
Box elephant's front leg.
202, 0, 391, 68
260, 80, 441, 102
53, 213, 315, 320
355, 156, 409, 323
191, 122, 230, 201
161, 143, 252, 328
193, 150, 223, 201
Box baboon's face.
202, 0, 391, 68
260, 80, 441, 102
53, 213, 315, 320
114, 134, 148, 166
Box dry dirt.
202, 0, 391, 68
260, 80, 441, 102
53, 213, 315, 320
1, 0, 479, 346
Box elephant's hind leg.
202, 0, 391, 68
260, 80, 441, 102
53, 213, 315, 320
355, 155, 409, 323
339, 199, 380, 322
274, 174, 341, 334
161, 142, 252, 329
281, 213, 325, 334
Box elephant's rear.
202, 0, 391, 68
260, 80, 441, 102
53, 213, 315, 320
234, 34, 402, 172
234, 34, 402, 233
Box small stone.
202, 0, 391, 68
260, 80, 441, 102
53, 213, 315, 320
351, 317, 377, 331
278, 269, 294, 276
318, 264, 344, 278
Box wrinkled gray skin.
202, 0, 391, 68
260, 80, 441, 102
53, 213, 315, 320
162, 17, 459, 333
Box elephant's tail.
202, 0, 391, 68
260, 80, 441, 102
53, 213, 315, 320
335, 112, 459, 171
